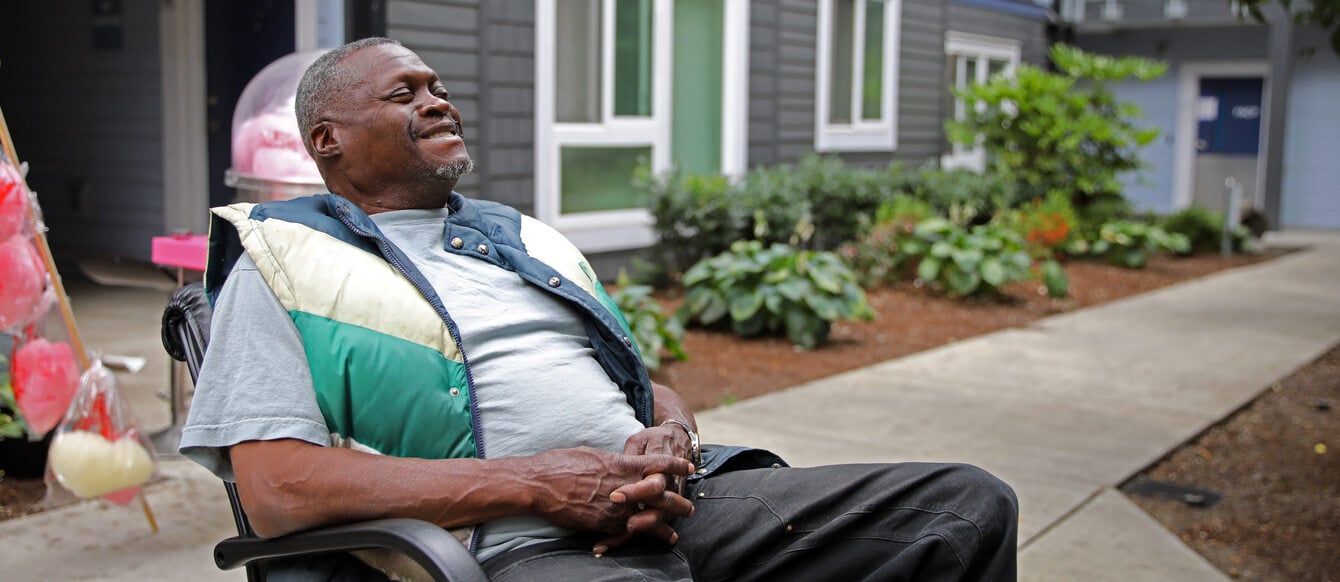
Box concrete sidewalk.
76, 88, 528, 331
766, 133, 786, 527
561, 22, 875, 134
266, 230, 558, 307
2, 231, 1337, 581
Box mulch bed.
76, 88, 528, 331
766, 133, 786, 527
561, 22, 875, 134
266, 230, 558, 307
653, 251, 1282, 411
1124, 343, 1340, 580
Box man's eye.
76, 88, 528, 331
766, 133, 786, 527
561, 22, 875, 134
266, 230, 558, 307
391, 89, 412, 100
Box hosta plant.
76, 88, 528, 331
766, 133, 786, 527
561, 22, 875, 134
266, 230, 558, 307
1067, 220, 1190, 268
681, 241, 874, 349
610, 274, 688, 370
901, 218, 1035, 297
1157, 205, 1253, 255
838, 196, 936, 287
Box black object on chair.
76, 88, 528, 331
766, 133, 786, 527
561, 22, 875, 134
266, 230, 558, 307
161, 282, 489, 582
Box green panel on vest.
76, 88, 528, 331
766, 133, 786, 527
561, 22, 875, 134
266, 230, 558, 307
291, 311, 477, 460
671, 0, 723, 175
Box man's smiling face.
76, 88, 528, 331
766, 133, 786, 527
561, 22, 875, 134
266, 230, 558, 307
329, 43, 473, 201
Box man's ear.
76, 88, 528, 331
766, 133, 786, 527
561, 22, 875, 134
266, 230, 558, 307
309, 122, 341, 159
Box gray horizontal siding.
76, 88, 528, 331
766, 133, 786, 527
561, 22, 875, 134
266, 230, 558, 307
749, 0, 819, 167
386, 0, 535, 212
884, 0, 947, 166
947, 3, 1050, 65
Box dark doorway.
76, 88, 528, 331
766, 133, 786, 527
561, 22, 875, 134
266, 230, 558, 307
1193, 77, 1264, 215
205, 0, 295, 208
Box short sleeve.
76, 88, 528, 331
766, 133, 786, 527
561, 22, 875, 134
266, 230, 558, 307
179, 254, 331, 481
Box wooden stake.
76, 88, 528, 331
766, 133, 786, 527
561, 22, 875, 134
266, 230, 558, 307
140, 494, 160, 534
0, 104, 90, 369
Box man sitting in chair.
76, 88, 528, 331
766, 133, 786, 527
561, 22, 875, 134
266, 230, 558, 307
181, 37, 1018, 581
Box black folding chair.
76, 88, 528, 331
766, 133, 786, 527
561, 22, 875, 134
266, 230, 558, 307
161, 282, 488, 582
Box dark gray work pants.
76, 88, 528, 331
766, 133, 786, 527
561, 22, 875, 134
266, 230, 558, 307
481, 462, 1019, 582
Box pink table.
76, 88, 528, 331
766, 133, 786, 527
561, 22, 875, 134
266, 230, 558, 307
149, 233, 208, 457
151, 234, 207, 273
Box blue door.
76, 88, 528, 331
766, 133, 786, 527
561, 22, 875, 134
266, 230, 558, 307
1192, 77, 1264, 215
1198, 78, 1263, 155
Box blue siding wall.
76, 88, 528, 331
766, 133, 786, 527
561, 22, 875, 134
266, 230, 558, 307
1111, 76, 1178, 214
1281, 29, 1340, 229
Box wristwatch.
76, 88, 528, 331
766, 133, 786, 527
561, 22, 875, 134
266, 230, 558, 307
660, 418, 702, 468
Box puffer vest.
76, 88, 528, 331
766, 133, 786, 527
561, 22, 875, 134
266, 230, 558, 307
204, 193, 655, 462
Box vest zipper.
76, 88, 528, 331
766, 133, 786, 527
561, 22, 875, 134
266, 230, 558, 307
332, 204, 488, 554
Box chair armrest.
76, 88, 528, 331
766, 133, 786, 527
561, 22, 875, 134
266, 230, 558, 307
214, 518, 488, 582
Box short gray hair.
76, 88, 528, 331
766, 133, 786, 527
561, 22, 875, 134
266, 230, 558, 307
294, 37, 402, 157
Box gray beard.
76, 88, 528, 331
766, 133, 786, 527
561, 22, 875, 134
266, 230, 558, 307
435, 158, 475, 182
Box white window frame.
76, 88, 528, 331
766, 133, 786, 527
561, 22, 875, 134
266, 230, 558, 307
815, 0, 902, 152
535, 0, 673, 253
941, 32, 1020, 172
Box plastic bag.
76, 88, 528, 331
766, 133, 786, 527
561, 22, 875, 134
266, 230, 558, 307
46, 360, 158, 505
10, 337, 80, 436
0, 234, 52, 331
0, 161, 31, 240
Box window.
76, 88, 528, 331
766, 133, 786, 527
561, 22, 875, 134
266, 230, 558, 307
941, 32, 1020, 171
816, 0, 901, 151
536, 0, 670, 252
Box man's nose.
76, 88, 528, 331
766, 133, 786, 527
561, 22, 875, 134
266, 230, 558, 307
418, 93, 452, 117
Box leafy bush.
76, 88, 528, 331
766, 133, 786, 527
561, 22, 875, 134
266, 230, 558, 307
1, 385, 26, 440
609, 274, 688, 371
838, 196, 936, 287
895, 166, 1020, 227
641, 168, 744, 278
793, 155, 885, 249
641, 156, 1025, 284
900, 218, 1035, 297
999, 193, 1078, 259
736, 164, 813, 247
1158, 205, 1252, 255
681, 241, 874, 349
0, 354, 22, 439
1067, 220, 1190, 268
947, 44, 1167, 230
1039, 259, 1069, 299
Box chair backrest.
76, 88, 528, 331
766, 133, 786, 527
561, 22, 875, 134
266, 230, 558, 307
161, 283, 263, 579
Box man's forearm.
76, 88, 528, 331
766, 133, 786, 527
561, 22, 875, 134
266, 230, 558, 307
651, 382, 696, 431
232, 439, 536, 537
231, 438, 692, 539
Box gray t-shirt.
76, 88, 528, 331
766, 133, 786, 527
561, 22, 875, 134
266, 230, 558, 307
180, 207, 644, 561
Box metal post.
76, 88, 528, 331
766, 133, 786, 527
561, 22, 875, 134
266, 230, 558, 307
1222, 177, 1243, 256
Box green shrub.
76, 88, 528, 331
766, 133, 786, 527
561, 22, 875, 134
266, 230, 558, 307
609, 273, 688, 371
737, 164, 813, 247
641, 167, 745, 278
0, 365, 26, 439
947, 44, 1167, 230
900, 218, 1035, 297
896, 166, 1019, 227
642, 156, 1029, 285
1067, 220, 1190, 268
681, 241, 874, 349
997, 193, 1078, 260
1158, 205, 1253, 255
1040, 259, 1069, 299
838, 196, 936, 287
794, 155, 885, 249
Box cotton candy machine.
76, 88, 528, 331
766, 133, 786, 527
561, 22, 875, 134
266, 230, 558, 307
224, 50, 329, 202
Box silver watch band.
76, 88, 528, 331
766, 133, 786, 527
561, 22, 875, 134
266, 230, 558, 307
659, 418, 702, 468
